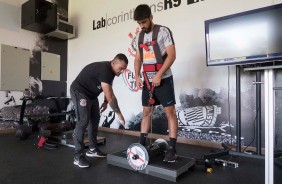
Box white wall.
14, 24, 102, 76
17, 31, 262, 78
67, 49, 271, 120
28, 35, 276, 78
68, 0, 281, 128
0, 0, 39, 108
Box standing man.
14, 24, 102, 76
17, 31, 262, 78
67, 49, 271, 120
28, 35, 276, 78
133, 4, 178, 163
70, 53, 128, 168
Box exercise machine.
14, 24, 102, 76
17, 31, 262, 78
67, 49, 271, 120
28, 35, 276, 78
58, 130, 106, 148
197, 143, 239, 173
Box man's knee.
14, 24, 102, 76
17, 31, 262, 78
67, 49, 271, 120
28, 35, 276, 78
76, 120, 89, 130
142, 107, 153, 117
164, 106, 177, 118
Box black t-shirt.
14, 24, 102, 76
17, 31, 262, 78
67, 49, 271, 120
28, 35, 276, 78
71, 61, 115, 98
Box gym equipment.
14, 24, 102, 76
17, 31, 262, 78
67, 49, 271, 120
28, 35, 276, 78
107, 139, 195, 182
127, 139, 167, 170
37, 136, 58, 149
214, 159, 239, 168
36, 128, 106, 149
15, 125, 32, 140
274, 150, 282, 169
39, 120, 73, 135
199, 143, 239, 173
36, 129, 59, 149
57, 130, 106, 148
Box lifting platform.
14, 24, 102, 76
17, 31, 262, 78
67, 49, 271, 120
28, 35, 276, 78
107, 139, 195, 182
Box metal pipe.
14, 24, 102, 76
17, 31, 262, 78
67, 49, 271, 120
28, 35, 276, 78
256, 71, 262, 155
236, 66, 241, 152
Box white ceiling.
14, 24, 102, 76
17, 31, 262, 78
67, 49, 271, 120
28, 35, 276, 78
0, 0, 56, 7
0, 0, 28, 6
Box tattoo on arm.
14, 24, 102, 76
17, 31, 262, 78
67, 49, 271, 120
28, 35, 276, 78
104, 97, 108, 103
109, 97, 121, 113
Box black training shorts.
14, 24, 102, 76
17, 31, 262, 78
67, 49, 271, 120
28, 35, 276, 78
142, 76, 176, 107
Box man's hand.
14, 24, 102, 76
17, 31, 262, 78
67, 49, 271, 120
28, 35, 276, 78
100, 102, 108, 113
116, 112, 126, 127
152, 73, 162, 87
135, 77, 143, 90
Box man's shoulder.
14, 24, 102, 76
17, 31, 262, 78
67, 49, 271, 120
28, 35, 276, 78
159, 25, 172, 33
87, 61, 109, 67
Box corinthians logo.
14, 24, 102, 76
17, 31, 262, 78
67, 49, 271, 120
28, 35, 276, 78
177, 105, 222, 128
122, 27, 142, 92
128, 27, 140, 57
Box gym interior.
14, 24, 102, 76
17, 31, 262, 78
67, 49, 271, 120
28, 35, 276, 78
0, 0, 282, 183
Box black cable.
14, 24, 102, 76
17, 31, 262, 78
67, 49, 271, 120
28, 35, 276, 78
228, 66, 258, 154
242, 110, 257, 153
242, 87, 260, 153
242, 70, 263, 153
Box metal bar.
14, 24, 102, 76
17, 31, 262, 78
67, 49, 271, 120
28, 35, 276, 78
273, 87, 282, 90
19, 99, 27, 125
24, 111, 74, 118
244, 65, 282, 71
229, 151, 264, 160
236, 66, 241, 152
256, 71, 262, 155
253, 81, 264, 84
204, 150, 229, 160
264, 69, 274, 184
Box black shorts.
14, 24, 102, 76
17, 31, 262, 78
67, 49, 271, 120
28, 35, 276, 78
142, 76, 176, 107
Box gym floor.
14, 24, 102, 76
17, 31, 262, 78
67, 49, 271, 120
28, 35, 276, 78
0, 131, 281, 184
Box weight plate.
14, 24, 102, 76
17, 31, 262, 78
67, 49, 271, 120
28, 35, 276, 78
127, 143, 149, 171
154, 138, 168, 148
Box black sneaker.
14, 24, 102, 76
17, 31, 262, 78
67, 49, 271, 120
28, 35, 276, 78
73, 156, 90, 168
163, 147, 177, 163
86, 147, 107, 158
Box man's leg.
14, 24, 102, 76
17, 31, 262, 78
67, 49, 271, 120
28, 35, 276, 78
164, 105, 178, 139
70, 89, 90, 168
163, 105, 178, 162
87, 98, 99, 147
140, 106, 154, 146
86, 98, 106, 158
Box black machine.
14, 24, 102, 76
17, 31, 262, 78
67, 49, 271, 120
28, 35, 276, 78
197, 143, 239, 173
107, 139, 195, 182
17, 96, 107, 149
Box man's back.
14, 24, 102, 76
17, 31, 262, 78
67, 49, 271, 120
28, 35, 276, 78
71, 61, 115, 98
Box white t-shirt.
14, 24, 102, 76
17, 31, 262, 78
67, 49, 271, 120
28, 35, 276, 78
136, 26, 174, 81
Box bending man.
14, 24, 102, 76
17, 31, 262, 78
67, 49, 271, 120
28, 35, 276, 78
70, 53, 128, 168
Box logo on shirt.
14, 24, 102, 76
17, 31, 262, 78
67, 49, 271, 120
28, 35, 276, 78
143, 51, 156, 60
97, 85, 101, 90
80, 99, 87, 107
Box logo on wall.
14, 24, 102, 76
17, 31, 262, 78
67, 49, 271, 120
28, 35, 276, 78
122, 28, 143, 92
128, 28, 140, 57
177, 105, 222, 129
122, 68, 138, 92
